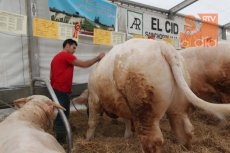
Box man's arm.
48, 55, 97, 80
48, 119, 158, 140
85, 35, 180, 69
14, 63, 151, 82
72, 52, 105, 68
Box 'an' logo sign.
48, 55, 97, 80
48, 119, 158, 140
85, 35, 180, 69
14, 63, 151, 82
180, 13, 218, 48
127, 11, 143, 35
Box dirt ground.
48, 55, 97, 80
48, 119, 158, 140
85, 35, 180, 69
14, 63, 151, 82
69, 108, 230, 153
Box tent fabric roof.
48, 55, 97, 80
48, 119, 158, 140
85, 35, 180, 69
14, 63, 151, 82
128, 0, 230, 27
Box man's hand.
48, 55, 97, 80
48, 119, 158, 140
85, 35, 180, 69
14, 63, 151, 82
97, 52, 106, 61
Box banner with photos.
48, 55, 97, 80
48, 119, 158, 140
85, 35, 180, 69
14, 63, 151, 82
48, 0, 117, 36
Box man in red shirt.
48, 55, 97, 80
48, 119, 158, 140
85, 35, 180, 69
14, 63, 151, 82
50, 39, 105, 144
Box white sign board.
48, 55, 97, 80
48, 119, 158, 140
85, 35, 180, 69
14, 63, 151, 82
112, 31, 126, 46
127, 10, 180, 39
0, 10, 27, 35
127, 11, 143, 35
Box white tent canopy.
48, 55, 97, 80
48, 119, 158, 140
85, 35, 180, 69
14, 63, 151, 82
129, 0, 230, 27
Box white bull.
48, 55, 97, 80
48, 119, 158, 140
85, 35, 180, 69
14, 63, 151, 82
85, 39, 230, 153
0, 95, 66, 153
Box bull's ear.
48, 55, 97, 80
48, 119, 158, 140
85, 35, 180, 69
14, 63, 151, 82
52, 102, 66, 111
41, 100, 66, 118
45, 100, 66, 111
13, 97, 27, 109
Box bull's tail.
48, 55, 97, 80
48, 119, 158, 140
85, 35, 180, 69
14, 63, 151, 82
161, 46, 230, 120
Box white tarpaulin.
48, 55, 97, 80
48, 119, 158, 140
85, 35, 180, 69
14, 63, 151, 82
0, 0, 29, 88
0, 0, 229, 88
0, 0, 112, 88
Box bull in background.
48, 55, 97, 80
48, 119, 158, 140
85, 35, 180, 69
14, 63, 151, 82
181, 42, 230, 103
0, 95, 66, 153
72, 89, 134, 138
84, 38, 230, 153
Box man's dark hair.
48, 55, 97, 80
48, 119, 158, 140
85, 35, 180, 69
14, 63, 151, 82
63, 39, 78, 48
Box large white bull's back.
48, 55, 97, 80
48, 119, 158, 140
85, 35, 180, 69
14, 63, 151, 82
86, 39, 230, 153
88, 39, 178, 118
113, 39, 176, 103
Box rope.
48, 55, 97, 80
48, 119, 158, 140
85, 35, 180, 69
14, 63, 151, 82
0, 99, 15, 109
70, 99, 87, 115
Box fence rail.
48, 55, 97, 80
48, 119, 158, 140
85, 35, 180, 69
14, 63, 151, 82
32, 77, 72, 153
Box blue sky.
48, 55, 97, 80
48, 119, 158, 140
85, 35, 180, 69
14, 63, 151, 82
48, 0, 117, 27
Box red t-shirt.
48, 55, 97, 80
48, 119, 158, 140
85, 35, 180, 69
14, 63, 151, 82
50, 51, 77, 93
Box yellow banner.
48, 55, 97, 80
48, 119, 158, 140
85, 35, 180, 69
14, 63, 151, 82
33, 18, 58, 39
132, 34, 145, 39
93, 28, 111, 46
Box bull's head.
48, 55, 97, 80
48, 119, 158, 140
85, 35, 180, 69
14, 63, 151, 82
14, 95, 65, 110
13, 95, 66, 130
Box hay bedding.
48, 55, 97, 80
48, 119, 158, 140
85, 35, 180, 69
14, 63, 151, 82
0, 107, 229, 152
69, 109, 230, 153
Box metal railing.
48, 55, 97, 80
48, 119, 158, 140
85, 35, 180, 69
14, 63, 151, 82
31, 77, 72, 153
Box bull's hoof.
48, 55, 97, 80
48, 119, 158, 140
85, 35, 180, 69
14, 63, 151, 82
124, 131, 133, 138
86, 131, 94, 140
183, 143, 192, 150
140, 135, 164, 153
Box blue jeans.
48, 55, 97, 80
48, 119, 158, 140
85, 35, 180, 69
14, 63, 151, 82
54, 89, 70, 144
